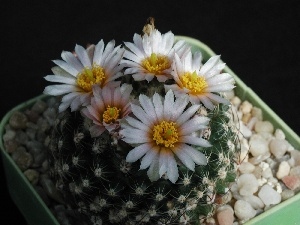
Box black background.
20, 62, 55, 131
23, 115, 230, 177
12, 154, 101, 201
1, 0, 300, 224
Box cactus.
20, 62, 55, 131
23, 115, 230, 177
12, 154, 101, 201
44, 19, 239, 224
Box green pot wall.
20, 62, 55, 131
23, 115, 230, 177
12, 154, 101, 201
1, 37, 300, 225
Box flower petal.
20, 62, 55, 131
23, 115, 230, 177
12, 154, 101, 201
167, 154, 179, 183
176, 104, 200, 126
75, 44, 92, 68
173, 145, 195, 171
181, 136, 212, 148
44, 75, 76, 85
43, 84, 79, 95
140, 147, 159, 169
163, 89, 175, 120
139, 94, 157, 122
126, 143, 151, 163
147, 155, 160, 182
179, 116, 209, 135
181, 144, 208, 165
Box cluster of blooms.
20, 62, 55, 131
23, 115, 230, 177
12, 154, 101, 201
44, 23, 235, 184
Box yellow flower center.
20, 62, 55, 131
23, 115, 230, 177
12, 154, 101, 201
181, 71, 208, 94
142, 53, 170, 75
77, 64, 105, 92
102, 106, 120, 124
152, 121, 179, 148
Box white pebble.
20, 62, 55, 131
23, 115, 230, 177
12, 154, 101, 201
276, 161, 290, 179
249, 134, 269, 157
254, 121, 274, 134
242, 195, 264, 209
237, 174, 259, 196
258, 184, 281, 206
290, 166, 300, 176
269, 139, 289, 159
231, 96, 241, 107
239, 121, 252, 139
251, 107, 263, 120
274, 129, 285, 140
238, 162, 255, 174
240, 101, 253, 114
249, 152, 271, 165
246, 117, 258, 131
262, 167, 273, 179
291, 150, 300, 166
234, 200, 256, 220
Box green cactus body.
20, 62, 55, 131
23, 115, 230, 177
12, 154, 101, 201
47, 80, 239, 225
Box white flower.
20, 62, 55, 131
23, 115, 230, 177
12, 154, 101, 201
122, 29, 189, 82
165, 52, 235, 110
81, 83, 132, 137
120, 90, 211, 183
44, 40, 125, 112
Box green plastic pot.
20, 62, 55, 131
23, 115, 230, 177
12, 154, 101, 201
1, 36, 300, 225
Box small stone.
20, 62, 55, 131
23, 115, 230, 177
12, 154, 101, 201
26, 128, 36, 140
231, 96, 241, 107
281, 189, 295, 201
234, 200, 256, 220
269, 139, 289, 159
24, 169, 40, 185
252, 166, 263, 179
216, 205, 234, 225
258, 184, 281, 206
238, 139, 250, 164
40, 174, 65, 204
11, 146, 33, 171
265, 157, 277, 169
276, 161, 290, 179
4, 140, 19, 154
290, 166, 300, 176
43, 107, 57, 126
240, 100, 253, 114
237, 173, 259, 196
254, 121, 274, 134
3, 129, 16, 141
291, 150, 300, 166
242, 113, 252, 124
14, 130, 29, 145
238, 162, 255, 174
249, 152, 271, 165
262, 167, 273, 179
24, 109, 40, 123
274, 129, 285, 140
267, 177, 279, 187
246, 117, 258, 130
249, 134, 269, 157
31, 100, 47, 114
36, 117, 50, 132
282, 175, 300, 190
242, 195, 264, 209
251, 107, 263, 121
9, 111, 28, 129
239, 121, 252, 138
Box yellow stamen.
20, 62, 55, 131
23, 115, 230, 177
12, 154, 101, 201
102, 106, 120, 124
181, 71, 208, 94
142, 53, 170, 75
152, 121, 179, 148
77, 64, 105, 92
